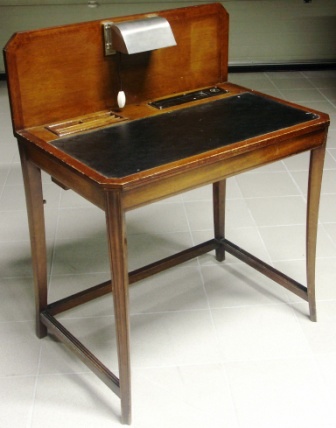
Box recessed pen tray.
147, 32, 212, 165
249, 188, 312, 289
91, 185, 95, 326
46, 110, 128, 137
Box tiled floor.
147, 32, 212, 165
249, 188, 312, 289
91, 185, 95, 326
1, 70, 336, 428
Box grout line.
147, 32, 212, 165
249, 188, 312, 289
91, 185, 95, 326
26, 346, 43, 428
283, 165, 308, 203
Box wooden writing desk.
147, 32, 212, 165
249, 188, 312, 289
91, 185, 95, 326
4, 3, 329, 424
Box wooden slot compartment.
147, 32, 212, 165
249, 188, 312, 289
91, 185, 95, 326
46, 111, 128, 137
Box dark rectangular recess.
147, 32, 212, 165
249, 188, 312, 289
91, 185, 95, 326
148, 87, 228, 109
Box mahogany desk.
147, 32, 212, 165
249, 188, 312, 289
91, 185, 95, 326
4, 3, 329, 424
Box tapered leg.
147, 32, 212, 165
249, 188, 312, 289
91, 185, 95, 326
306, 144, 326, 322
105, 190, 132, 425
213, 180, 226, 262
19, 143, 48, 338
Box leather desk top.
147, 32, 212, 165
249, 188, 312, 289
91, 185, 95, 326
51, 92, 318, 179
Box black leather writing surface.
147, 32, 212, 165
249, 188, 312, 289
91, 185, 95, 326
52, 93, 317, 178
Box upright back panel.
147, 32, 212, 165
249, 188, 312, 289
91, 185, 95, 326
3, 3, 229, 131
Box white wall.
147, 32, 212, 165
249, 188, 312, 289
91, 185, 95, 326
1, 1, 336, 73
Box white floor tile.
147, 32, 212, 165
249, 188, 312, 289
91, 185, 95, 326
236, 171, 300, 198
211, 304, 312, 362
38, 335, 91, 375
182, 180, 243, 201
55, 207, 106, 240
201, 263, 287, 308
52, 237, 109, 275
0, 185, 28, 211
127, 231, 195, 271
319, 194, 336, 223
323, 222, 336, 247
293, 300, 336, 355
0, 210, 31, 241
226, 358, 336, 428
59, 188, 95, 208
282, 151, 310, 171
48, 272, 113, 317
258, 224, 336, 262
192, 226, 272, 265
275, 257, 336, 303
0, 276, 35, 322
126, 202, 190, 235
0, 164, 10, 188
0, 321, 42, 377
280, 88, 327, 103
185, 197, 255, 230
327, 128, 336, 149
129, 267, 208, 313
0, 240, 35, 277
246, 195, 306, 227
0, 376, 36, 428
31, 373, 121, 428
130, 309, 221, 368
59, 315, 119, 372
0, 143, 17, 164
315, 352, 336, 400
132, 365, 239, 428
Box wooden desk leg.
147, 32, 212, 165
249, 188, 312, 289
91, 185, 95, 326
306, 144, 326, 322
18, 143, 48, 338
105, 191, 132, 425
213, 180, 226, 262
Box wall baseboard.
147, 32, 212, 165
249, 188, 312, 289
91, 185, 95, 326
229, 62, 336, 73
